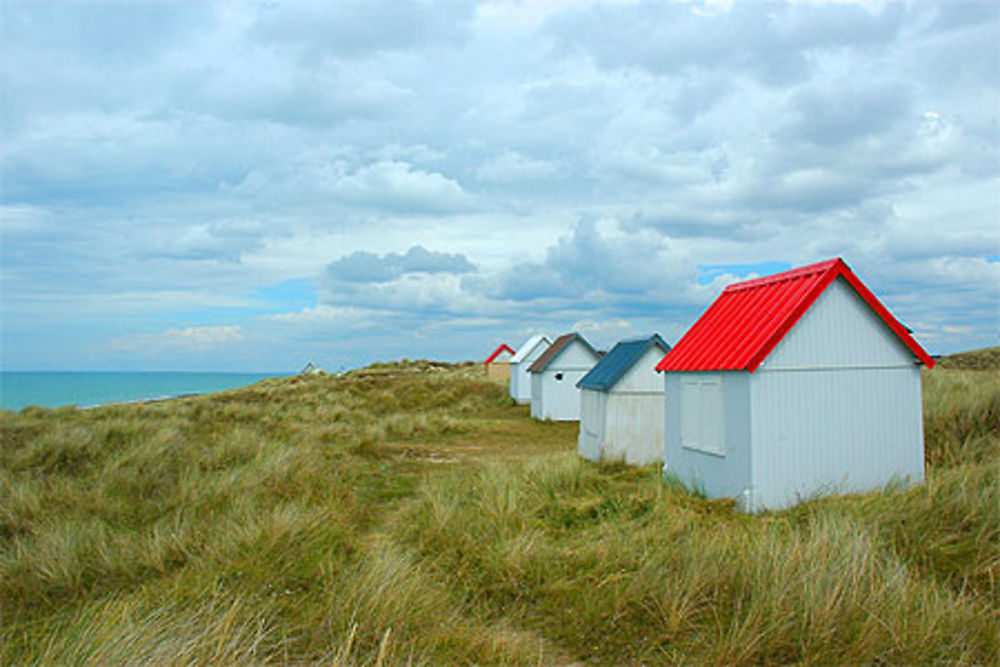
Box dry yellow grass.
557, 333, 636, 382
1, 355, 997, 664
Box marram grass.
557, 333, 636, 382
1, 355, 997, 664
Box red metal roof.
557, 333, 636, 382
656, 258, 935, 373
484, 344, 515, 365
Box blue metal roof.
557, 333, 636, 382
576, 334, 671, 391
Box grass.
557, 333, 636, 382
1, 352, 997, 664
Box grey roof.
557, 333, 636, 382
576, 334, 671, 391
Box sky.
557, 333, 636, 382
1, 0, 998, 372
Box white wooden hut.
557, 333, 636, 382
528, 332, 602, 421
657, 258, 935, 512
509, 334, 551, 404
484, 344, 515, 381
578, 334, 671, 465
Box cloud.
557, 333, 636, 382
780, 81, 913, 146
326, 245, 477, 284
111, 325, 243, 354
144, 222, 265, 262
177, 62, 415, 127
249, 0, 475, 57
2, 0, 997, 371
2, 1, 215, 62
547, 1, 905, 85
479, 217, 702, 309
474, 150, 562, 182
327, 161, 473, 213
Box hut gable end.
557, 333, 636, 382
529, 333, 599, 373
553, 340, 602, 369
614, 346, 671, 393
763, 278, 917, 371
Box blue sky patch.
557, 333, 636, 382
256, 278, 317, 311
697, 261, 793, 285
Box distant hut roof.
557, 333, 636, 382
484, 343, 516, 365
578, 334, 671, 391
528, 332, 598, 373
510, 334, 551, 363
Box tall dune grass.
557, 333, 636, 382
394, 454, 997, 663
1, 357, 997, 663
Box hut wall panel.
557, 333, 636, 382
596, 346, 667, 464
512, 342, 548, 404
530, 372, 544, 418
749, 365, 924, 511
533, 340, 600, 421
578, 389, 605, 461
664, 371, 752, 507
536, 369, 590, 420
603, 393, 663, 465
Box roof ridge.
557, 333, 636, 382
725, 258, 842, 292
484, 343, 515, 365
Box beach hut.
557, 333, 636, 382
528, 332, 602, 421
300, 361, 324, 375
484, 344, 515, 381
657, 258, 935, 512
509, 335, 552, 404
578, 334, 672, 465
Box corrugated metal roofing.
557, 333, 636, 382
527, 332, 598, 373
577, 334, 671, 390
510, 334, 551, 363
484, 344, 515, 365
656, 258, 936, 373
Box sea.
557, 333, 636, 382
0, 372, 288, 412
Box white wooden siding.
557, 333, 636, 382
612, 346, 666, 393
749, 366, 924, 511
529, 372, 543, 418
764, 277, 915, 371
577, 389, 604, 461
577, 346, 665, 465
602, 393, 663, 465
511, 340, 548, 404
552, 340, 602, 370
535, 369, 591, 420
532, 339, 600, 421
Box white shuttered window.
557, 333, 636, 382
680, 375, 725, 456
